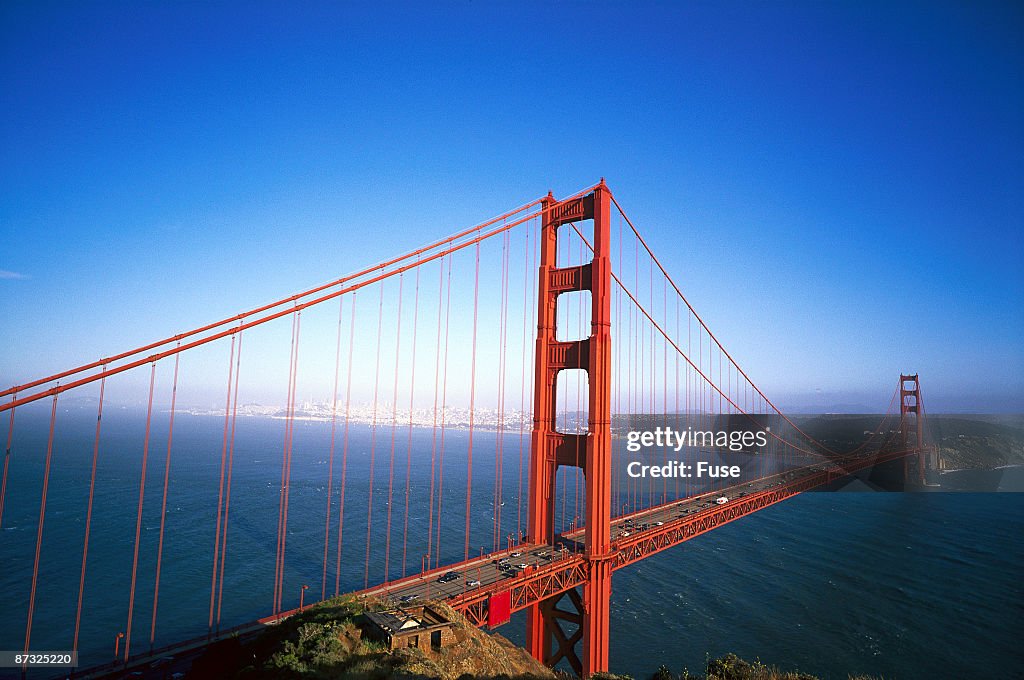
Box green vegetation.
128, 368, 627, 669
190, 595, 383, 679
186, 598, 885, 680
187, 596, 556, 680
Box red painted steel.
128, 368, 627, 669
606, 450, 913, 570
487, 590, 512, 628
152, 349, 182, 647
124, 364, 157, 661
22, 394, 58, 661
323, 298, 345, 599
899, 374, 931, 484
526, 190, 558, 661
210, 337, 237, 629
0, 196, 557, 402
73, 373, 106, 654
526, 182, 614, 676
5, 182, 939, 680
0, 194, 589, 414
582, 183, 613, 676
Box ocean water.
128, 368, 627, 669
0, 409, 1020, 679
587, 490, 1023, 679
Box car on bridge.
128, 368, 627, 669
437, 571, 461, 583
715, 496, 729, 504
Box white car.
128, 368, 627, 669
715, 496, 728, 505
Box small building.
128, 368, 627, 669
361, 605, 456, 653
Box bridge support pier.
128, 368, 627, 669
864, 374, 933, 490
528, 589, 585, 675
899, 374, 937, 486
582, 559, 612, 673
526, 182, 613, 677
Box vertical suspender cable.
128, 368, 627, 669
278, 312, 301, 612
335, 294, 357, 595
402, 265, 420, 577
464, 242, 480, 561
663, 276, 668, 504
622, 237, 630, 510
124, 363, 157, 661
525, 218, 538, 540
649, 254, 655, 508
364, 285, 385, 588
493, 232, 509, 551
674, 295, 680, 501
496, 231, 511, 549
384, 275, 404, 582
74, 373, 105, 654
150, 348, 180, 649
434, 257, 453, 567
274, 315, 297, 614
322, 297, 344, 600
23, 392, 58, 661
274, 319, 294, 612
217, 330, 243, 627
427, 258, 444, 570
516, 224, 530, 540
210, 337, 236, 628
610, 215, 618, 518
499, 231, 511, 548
635, 248, 641, 511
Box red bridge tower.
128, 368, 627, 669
526, 181, 613, 677
899, 374, 931, 484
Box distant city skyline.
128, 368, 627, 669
2, 2, 1021, 413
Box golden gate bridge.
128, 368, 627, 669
0, 180, 935, 677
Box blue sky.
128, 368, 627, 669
1, 1, 1021, 412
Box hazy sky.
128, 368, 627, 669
1, 1, 1021, 413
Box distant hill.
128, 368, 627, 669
789, 414, 1024, 470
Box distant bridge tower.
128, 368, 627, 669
899, 374, 932, 484
526, 181, 613, 677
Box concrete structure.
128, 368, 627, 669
362, 605, 456, 653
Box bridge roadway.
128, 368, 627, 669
74, 448, 911, 679
361, 448, 910, 626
